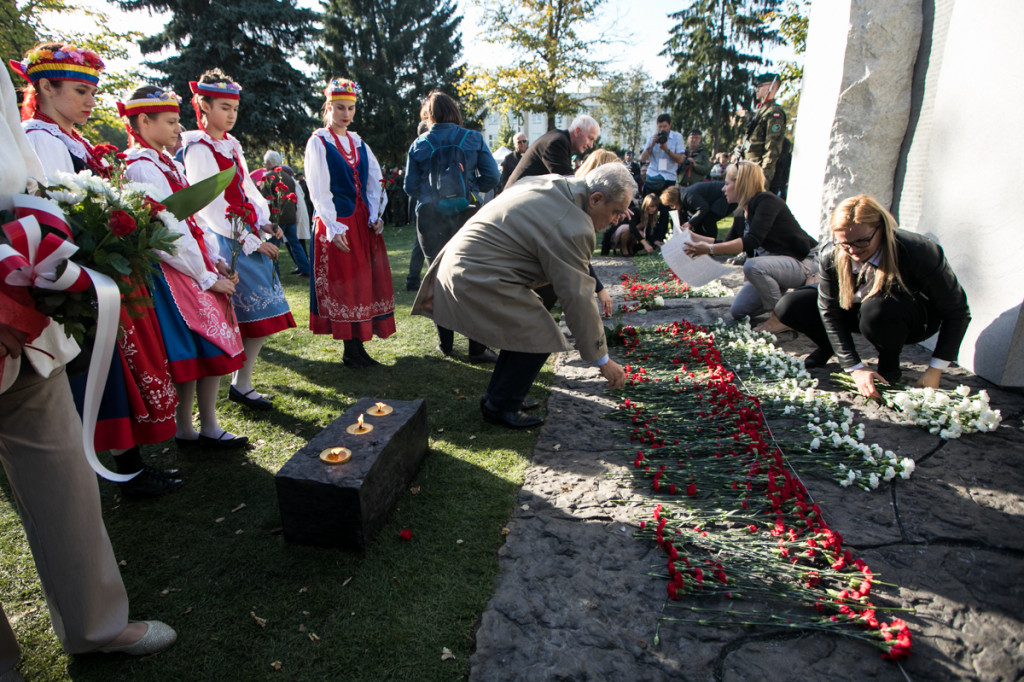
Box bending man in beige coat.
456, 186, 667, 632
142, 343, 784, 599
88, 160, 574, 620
412, 164, 630, 429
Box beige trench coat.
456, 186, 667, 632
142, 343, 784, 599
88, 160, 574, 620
412, 175, 608, 363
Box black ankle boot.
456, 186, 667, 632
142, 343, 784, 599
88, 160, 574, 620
877, 352, 903, 384
804, 346, 833, 369
342, 340, 370, 368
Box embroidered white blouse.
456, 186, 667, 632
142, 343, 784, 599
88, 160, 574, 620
303, 128, 387, 239
124, 147, 221, 291
181, 130, 270, 258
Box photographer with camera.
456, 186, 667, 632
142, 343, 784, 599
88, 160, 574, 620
678, 130, 711, 188
639, 113, 684, 195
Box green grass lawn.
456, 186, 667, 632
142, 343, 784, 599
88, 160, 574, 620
0, 224, 554, 681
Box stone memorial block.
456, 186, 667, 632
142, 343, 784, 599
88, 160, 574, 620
275, 397, 428, 551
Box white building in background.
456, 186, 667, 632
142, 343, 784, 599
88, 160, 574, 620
479, 89, 662, 153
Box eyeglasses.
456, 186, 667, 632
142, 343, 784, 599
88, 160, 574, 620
835, 225, 879, 251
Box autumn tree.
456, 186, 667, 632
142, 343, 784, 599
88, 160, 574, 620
115, 0, 320, 151
3, 0, 144, 147
661, 0, 782, 154
594, 67, 658, 154
460, 0, 608, 132
315, 0, 462, 166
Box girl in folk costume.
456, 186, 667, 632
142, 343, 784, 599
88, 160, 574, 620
11, 42, 112, 176
305, 78, 395, 368
118, 85, 248, 449
181, 69, 295, 410
12, 43, 182, 498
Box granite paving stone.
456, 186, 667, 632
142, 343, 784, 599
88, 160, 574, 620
470, 256, 1024, 682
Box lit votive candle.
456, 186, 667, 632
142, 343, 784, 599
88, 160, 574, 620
368, 401, 393, 416
346, 413, 373, 435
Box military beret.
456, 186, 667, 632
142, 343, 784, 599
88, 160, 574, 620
754, 72, 779, 86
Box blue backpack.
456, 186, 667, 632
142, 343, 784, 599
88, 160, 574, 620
426, 129, 472, 215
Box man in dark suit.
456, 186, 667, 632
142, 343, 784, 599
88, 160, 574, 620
505, 114, 600, 187
497, 132, 528, 194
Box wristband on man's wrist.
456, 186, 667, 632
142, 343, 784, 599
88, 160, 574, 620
708, 243, 715, 256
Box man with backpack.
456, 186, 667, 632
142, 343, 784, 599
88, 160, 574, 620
404, 90, 500, 362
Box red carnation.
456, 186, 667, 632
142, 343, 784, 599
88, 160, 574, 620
273, 166, 283, 172
399, 528, 412, 541
110, 210, 137, 236
686, 483, 697, 497
274, 182, 289, 193
285, 193, 297, 203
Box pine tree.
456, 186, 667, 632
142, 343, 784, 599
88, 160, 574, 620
661, 0, 782, 154
315, 0, 462, 166
115, 0, 320, 151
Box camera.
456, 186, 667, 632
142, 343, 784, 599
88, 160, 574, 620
653, 130, 668, 145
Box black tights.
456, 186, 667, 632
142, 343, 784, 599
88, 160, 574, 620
775, 286, 938, 365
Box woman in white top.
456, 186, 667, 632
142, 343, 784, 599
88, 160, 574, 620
120, 84, 248, 449
304, 77, 395, 368
181, 68, 295, 411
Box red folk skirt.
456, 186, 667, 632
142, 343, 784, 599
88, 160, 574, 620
309, 200, 396, 341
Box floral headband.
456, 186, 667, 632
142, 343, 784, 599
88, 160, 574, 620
324, 79, 359, 102
8, 44, 105, 85
116, 89, 182, 117
189, 80, 242, 100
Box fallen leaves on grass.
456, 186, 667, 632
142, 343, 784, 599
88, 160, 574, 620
231, 503, 246, 513
251, 611, 267, 628
441, 647, 455, 661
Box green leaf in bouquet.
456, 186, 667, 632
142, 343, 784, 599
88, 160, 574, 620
108, 253, 132, 275
160, 165, 236, 221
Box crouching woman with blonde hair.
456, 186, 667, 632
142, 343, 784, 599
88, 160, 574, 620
774, 194, 971, 399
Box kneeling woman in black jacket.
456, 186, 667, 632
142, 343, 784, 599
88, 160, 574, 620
775, 194, 970, 399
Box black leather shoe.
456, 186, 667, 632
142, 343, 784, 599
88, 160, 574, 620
119, 469, 184, 499
228, 385, 273, 410
406, 280, 420, 291
435, 343, 453, 357
175, 436, 202, 450
198, 431, 249, 449
468, 348, 499, 364
521, 399, 540, 411
290, 268, 300, 275
481, 398, 543, 429
144, 464, 182, 479
803, 347, 833, 369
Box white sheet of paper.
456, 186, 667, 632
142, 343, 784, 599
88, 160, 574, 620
660, 228, 732, 290
658, 157, 669, 171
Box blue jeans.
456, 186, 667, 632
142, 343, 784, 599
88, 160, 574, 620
274, 222, 310, 275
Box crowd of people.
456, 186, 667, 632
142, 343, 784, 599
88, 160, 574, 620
0, 41, 972, 679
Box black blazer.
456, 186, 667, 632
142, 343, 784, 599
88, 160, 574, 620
681, 181, 736, 226
506, 129, 572, 187
724, 192, 816, 259
817, 229, 971, 369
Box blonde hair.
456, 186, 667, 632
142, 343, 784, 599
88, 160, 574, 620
575, 149, 619, 177
639, 193, 660, 232
830, 194, 906, 310
728, 161, 766, 208
659, 185, 680, 209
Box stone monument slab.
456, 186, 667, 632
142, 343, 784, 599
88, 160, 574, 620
275, 397, 428, 551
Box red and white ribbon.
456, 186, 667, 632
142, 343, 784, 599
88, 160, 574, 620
1, 198, 135, 482
0, 216, 91, 292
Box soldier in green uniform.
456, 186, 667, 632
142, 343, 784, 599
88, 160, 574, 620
678, 130, 711, 187
744, 72, 787, 187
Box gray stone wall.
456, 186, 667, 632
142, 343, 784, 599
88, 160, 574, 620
791, 0, 1024, 385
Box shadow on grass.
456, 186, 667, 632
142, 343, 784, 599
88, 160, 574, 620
52, 420, 532, 681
